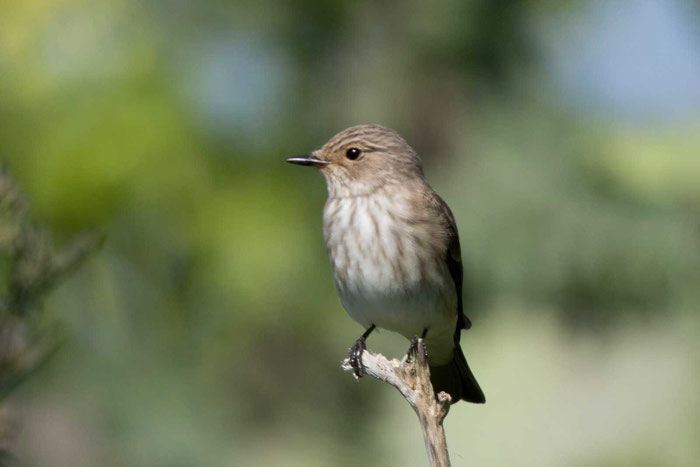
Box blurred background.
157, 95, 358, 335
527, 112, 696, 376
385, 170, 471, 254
1, 0, 700, 465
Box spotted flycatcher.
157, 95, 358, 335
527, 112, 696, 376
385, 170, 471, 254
287, 124, 485, 404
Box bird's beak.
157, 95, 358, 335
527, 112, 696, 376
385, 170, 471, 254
286, 155, 329, 168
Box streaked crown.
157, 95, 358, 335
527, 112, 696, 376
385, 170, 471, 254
313, 125, 426, 198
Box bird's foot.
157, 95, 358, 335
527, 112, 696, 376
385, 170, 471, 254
348, 336, 367, 378
348, 324, 376, 378
407, 336, 428, 363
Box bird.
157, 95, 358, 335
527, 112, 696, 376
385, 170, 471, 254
287, 124, 485, 404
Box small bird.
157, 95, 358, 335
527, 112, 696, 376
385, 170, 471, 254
287, 124, 485, 404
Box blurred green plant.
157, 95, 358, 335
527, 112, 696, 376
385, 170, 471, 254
0, 169, 101, 458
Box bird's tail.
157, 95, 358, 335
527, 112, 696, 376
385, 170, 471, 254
429, 343, 485, 404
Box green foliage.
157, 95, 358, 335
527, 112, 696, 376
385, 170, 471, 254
0, 171, 99, 460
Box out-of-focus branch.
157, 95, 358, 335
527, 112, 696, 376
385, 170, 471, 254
0, 169, 101, 459
342, 339, 452, 467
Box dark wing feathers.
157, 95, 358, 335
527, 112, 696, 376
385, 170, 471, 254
427, 192, 485, 404
431, 194, 472, 331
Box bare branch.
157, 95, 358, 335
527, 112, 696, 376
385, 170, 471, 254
342, 339, 452, 467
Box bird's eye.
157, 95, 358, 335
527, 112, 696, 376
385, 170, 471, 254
346, 147, 362, 160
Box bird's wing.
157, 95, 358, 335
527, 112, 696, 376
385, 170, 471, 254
431, 193, 472, 330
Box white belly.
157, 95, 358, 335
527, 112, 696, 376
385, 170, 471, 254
324, 195, 457, 364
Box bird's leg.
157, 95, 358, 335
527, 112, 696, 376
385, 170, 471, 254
407, 328, 429, 362
348, 324, 376, 378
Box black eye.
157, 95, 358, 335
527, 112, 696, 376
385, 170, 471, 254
345, 147, 362, 160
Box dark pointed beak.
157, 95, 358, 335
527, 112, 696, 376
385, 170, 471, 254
286, 155, 329, 168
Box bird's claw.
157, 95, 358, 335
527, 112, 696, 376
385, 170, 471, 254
348, 336, 367, 378
407, 336, 428, 363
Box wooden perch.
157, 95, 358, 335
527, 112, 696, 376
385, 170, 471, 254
342, 339, 452, 467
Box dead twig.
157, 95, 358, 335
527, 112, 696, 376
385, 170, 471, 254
342, 339, 452, 467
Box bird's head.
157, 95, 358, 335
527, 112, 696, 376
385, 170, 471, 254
287, 124, 425, 198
